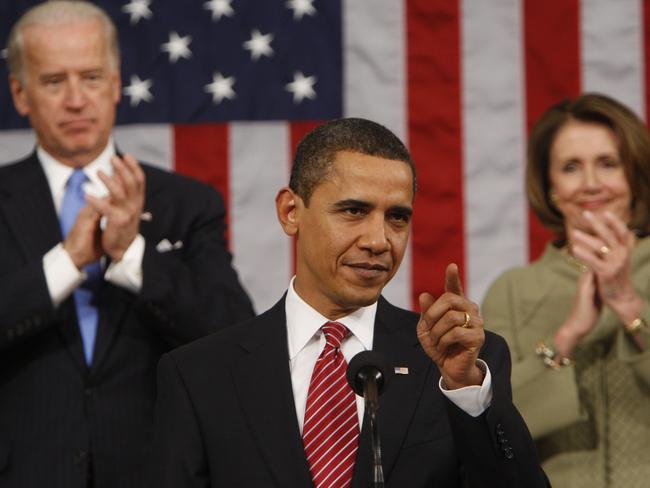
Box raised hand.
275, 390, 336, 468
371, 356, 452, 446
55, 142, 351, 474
63, 205, 102, 268
553, 269, 600, 358
85, 154, 146, 262
416, 263, 485, 389
570, 210, 642, 327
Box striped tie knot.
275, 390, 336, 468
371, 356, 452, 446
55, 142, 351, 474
322, 321, 348, 350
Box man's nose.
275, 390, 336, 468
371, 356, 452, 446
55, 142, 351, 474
64, 79, 87, 109
358, 215, 389, 254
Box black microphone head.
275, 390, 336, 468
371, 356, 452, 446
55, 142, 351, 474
346, 350, 393, 397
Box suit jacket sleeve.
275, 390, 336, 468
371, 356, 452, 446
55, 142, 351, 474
125, 174, 254, 347
446, 332, 550, 488
0, 257, 57, 349
149, 353, 209, 488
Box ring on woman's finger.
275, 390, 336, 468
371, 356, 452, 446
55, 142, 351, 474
461, 311, 471, 328
599, 245, 611, 256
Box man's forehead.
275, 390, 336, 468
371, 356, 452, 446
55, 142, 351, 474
330, 150, 411, 178
23, 20, 106, 51
23, 18, 102, 38
22, 20, 110, 68
317, 151, 414, 202
338, 148, 411, 174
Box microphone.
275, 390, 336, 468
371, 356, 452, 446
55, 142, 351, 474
346, 350, 392, 399
346, 351, 393, 488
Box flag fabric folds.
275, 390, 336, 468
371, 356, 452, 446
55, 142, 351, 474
0, 0, 647, 313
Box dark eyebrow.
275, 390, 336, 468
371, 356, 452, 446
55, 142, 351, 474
331, 199, 373, 211
331, 199, 413, 218
389, 205, 413, 218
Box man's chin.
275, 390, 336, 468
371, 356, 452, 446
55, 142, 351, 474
340, 285, 384, 309
56, 141, 103, 163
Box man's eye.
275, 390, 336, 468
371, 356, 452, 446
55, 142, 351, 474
344, 207, 364, 216
389, 213, 410, 223
84, 73, 103, 82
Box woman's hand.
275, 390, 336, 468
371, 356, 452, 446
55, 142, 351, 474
554, 269, 599, 358
570, 210, 643, 329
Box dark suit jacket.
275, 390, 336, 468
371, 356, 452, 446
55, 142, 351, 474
0, 153, 254, 488
151, 296, 549, 487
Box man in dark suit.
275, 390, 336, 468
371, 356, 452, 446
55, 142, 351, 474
151, 118, 549, 487
0, 2, 254, 487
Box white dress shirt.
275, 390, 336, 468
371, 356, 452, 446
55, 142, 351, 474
39, 141, 145, 306
285, 277, 493, 435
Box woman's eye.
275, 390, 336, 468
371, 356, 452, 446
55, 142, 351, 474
562, 162, 577, 172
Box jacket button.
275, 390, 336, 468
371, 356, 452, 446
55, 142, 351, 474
73, 449, 88, 465
503, 446, 514, 460
496, 423, 505, 436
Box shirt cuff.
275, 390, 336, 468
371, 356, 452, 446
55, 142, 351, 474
43, 243, 85, 307
438, 359, 493, 417
104, 234, 144, 293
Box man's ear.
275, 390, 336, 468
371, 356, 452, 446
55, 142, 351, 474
112, 69, 121, 104
276, 187, 302, 236
9, 74, 29, 116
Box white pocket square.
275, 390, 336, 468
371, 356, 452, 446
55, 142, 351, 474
156, 238, 183, 252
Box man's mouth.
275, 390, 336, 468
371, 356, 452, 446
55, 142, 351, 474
346, 262, 390, 279
61, 119, 93, 132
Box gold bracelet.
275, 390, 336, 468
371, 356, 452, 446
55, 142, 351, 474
535, 342, 574, 370
627, 318, 648, 335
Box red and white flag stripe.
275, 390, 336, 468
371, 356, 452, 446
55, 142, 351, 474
1, 0, 647, 314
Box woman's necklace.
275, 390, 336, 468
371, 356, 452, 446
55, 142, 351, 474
559, 246, 588, 272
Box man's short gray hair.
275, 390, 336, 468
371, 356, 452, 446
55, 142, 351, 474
7, 0, 120, 85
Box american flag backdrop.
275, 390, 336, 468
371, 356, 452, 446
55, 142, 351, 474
0, 0, 648, 314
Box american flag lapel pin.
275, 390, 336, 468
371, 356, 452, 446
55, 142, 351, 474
394, 366, 409, 375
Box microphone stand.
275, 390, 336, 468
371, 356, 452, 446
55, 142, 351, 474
361, 370, 384, 488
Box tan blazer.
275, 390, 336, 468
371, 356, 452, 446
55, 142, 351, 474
482, 238, 650, 488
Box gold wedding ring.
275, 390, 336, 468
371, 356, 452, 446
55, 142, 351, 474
627, 318, 647, 335
461, 311, 471, 328
599, 245, 610, 256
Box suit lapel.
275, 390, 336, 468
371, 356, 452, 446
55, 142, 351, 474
231, 299, 314, 488
0, 155, 61, 259
353, 297, 433, 488
0, 155, 89, 370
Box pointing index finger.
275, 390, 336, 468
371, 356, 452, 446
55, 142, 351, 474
444, 263, 464, 297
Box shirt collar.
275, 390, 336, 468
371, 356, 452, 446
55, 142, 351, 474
38, 138, 116, 207
285, 276, 376, 361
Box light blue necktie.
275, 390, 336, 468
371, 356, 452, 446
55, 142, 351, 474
60, 169, 101, 365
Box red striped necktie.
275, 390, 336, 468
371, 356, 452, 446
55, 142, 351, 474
303, 321, 360, 488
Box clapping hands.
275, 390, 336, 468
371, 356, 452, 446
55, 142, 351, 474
555, 210, 642, 357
